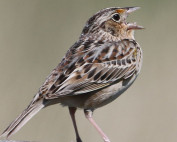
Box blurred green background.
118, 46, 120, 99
0, 0, 177, 142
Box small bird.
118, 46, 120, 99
0, 7, 143, 142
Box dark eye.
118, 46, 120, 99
112, 13, 120, 22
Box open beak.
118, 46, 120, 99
127, 22, 144, 30
127, 7, 141, 14
125, 7, 144, 30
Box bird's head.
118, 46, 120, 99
81, 7, 144, 41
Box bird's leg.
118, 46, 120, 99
68, 107, 82, 142
84, 109, 111, 142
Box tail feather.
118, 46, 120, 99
0, 99, 45, 138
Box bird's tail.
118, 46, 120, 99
0, 97, 45, 138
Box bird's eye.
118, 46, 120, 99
112, 13, 120, 22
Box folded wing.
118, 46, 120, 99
40, 39, 141, 99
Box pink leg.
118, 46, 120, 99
84, 109, 111, 142
69, 107, 82, 142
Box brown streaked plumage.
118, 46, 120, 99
0, 7, 143, 142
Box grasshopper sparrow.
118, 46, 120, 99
1, 7, 143, 142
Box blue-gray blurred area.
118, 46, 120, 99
0, 0, 177, 142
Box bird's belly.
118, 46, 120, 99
59, 75, 137, 109
84, 75, 137, 109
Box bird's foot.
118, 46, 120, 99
76, 137, 82, 142
103, 137, 111, 142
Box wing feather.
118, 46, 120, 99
42, 39, 141, 99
